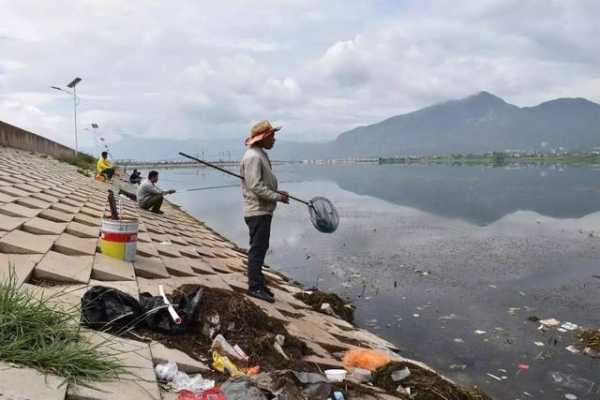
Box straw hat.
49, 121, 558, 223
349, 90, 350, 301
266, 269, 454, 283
245, 120, 282, 146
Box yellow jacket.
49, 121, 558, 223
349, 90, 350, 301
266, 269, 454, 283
96, 158, 112, 173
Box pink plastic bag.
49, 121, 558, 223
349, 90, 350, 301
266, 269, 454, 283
176, 388, 226, 400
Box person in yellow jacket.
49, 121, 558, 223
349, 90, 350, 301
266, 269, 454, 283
96, 151, 115, 179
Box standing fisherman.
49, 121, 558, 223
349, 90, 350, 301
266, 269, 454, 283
240, 121, 289, 303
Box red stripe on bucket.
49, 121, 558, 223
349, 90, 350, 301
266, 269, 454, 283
101, 232, 137, 243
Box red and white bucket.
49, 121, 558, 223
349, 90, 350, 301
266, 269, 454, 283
99, 219, 138, 262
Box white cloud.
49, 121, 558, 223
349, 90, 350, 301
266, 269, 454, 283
0, 0, 598, 147
259, 78, 301, 102
314, 37, 370, 87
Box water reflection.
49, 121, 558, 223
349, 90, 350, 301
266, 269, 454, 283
297, 164, 600, 225
158, 164, 600, 400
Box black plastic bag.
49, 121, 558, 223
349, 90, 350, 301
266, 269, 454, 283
81, 286, 143, 329
81, 285, 203, 335
139, 287, 203, 334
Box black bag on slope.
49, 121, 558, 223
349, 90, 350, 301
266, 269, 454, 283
81, 285, 203, 335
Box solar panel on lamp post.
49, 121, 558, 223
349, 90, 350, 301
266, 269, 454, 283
51, 77, 82, 156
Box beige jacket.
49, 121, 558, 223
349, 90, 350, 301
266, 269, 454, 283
240, 146, 283, 217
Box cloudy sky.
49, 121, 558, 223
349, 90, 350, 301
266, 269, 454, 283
1, 0, 599, 150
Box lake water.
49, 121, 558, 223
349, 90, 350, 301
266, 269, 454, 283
156, 163, 600, 400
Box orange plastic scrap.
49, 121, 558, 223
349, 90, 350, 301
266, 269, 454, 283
342, 348, 391, 371
242, 365, 261, 376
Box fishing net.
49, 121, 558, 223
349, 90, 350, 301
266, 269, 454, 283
308, 196, 339, 233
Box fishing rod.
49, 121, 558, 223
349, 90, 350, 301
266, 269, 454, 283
178, 152, 309, 205
178, 151, 339, 233
186, 180, 299, 192
186, 183, 241, 192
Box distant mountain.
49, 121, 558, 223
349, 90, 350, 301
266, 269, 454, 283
94, 92, 600, 161
313, 92, 600, 158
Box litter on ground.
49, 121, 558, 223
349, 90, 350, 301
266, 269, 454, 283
540, 318, 561, 327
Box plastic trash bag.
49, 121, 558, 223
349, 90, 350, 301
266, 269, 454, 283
212, 351, 242, 377
173, 371, 215, 392
155, 360, 178, 381
342, 348, 390, 371
251, 370, 331, 400
81, 286, 142, 329
177, 388, 226, 400
81, 286, 203, 335
221, 377, 268, 400
139, 287, 203, 334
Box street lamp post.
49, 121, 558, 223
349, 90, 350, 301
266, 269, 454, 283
51, 77, 82, 156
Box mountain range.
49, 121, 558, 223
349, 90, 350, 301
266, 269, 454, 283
95, 92, 600, 161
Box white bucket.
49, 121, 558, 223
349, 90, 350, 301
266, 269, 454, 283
100, 219, 139, 262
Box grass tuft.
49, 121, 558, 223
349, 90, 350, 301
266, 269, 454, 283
57, 152, 96, 171
0, 267, 129, 385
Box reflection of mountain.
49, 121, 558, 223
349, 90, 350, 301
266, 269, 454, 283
301, 164, 600, 225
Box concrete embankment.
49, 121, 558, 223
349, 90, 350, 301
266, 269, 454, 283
0, 128, 490, 399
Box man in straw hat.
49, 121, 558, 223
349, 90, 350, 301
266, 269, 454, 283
240, 120, 289, 303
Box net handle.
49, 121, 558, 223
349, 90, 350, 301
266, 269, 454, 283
179, 152, 310, 206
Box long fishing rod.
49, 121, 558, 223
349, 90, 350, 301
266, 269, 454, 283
178, 151, 339, 233
186, 183, 241, 192
186, 180, 299, 192
178, 152, 309, 205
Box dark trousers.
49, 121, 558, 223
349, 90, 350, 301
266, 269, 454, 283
101, 168, 115, 179
245, 215, 272, 291
140, 193, 163, 212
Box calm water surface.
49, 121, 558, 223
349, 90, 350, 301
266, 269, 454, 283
155, 164, 600, 400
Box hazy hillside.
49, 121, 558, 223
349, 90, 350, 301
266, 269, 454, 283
328, 92, 600, 158
95, 92, 600, 161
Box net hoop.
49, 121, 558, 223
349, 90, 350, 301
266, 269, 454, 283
308, 196, 339, 233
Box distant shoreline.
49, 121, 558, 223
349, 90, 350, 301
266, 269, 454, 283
119, 150, 600, 168
378, 151, 600, 167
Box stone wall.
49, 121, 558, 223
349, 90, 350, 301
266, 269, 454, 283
0, 120, 74, 159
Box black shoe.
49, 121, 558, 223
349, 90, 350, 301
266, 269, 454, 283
151, 209, 164, 215
264, 286, 275, 297
247, 288, 275, 303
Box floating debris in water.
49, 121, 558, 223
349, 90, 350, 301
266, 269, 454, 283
486, 373, 504, 382
561, 322, 578, 331
540, 318, 560, 327
474, 330, 487, 335
565, 345, 580, 354
439, 313, 459, 320
550, 371, 596, 393
534, 341, 545, 347
453, 338, 464, 343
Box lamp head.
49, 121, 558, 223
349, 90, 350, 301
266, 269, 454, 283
67, 77, 82, 88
